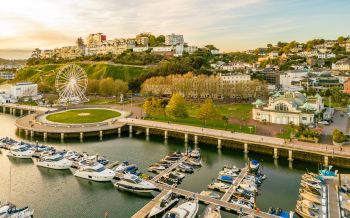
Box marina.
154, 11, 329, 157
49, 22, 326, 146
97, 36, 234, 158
0, 113, 348, 217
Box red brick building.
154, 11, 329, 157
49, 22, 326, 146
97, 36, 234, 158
343, 78, 350, 94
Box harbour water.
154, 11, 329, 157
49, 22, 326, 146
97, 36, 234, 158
0, 114, 320, 217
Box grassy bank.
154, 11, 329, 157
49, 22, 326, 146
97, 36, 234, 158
146, 103, 255, 133
12, 63, 148, 90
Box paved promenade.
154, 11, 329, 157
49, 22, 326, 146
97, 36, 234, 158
119, 118, 350, 159
15, 113, 125, 134
1, 103, 57, 113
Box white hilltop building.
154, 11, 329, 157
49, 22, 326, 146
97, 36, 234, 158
252, 92, 324, 125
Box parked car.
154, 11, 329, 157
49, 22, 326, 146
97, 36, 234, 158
318, 121, 330, 125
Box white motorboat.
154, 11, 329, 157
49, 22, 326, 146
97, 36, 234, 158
7, 143, 35, 159
0, 202, 34, 218
239, 183, 257, 193
71, 160, 115, 182
148, 165, 166, 173
208, 182, 229, 192
202, 204, 221, 218
219, 168, 239, 177
200, 191, 221, 199
34, 153, 73, 170
187, 158, 202, 167
189, 149, 201, 158
162, 199, 199, 218
297, 199, 319, 211
148, 191, 179, 217
114, 161, 138, 173
249, 160, 260, 171
114, 174, 156, 195
301, 180, 322, 190
169, 171, 186, 180
64, 150, 81, 161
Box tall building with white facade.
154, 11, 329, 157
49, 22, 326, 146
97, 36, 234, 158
165, 34, 184, 46
10, 82, 38, 99
279, 70, 309, 89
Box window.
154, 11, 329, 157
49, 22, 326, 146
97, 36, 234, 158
302, 117, 307, 120
275, 103, 288, 111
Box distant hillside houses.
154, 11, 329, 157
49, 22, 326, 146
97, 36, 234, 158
36, 33, 199, 60
332, 59, 350, 71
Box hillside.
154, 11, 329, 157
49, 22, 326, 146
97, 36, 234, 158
0, 58, 26, 64
13, 63, 148, 88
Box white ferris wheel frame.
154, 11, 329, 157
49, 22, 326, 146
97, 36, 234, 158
55, 64, 89, 104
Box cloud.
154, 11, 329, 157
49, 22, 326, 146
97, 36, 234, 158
0, 0, 350, 58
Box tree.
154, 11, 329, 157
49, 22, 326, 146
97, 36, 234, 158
113, 79, 129, 101
165, 93, 188, 119
76, 37, 85, 48
87, 79, 100, 96
338, 36, 345, 44
197, 99, 219, 126
222, 116, 229, 130
143, 97, 164, 117
99, 78, 115, 96
333, 129, 347, 143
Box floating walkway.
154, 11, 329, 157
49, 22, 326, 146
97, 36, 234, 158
221, 167, 249, 202
131, 190, 168, 218
151, 156, 188, 182
325, 177, 340, 218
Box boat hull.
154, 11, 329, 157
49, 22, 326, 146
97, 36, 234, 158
72, 169, 115, 182
7, 151, 34, 159
34, 158, 72, 170
114, 183, 155, 196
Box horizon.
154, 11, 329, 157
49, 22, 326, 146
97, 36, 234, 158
1, 0, 350, 59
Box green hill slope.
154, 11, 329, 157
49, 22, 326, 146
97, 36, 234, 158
14, 63, 147, 87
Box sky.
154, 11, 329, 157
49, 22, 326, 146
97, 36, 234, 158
0, 0, 349, 59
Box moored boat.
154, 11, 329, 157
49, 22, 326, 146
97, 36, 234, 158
7, 143, 35, 159
33, 153, 72, 170
114, 174, 156, 196
71, 160, 115, 182
199, 191, 221, 199
148, 191, 179, 217
162, 199, 199, 218
249, 160, 260, 172
201, 204, 221, 218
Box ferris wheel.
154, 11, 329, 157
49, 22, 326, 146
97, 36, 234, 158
55, 64, 88, 104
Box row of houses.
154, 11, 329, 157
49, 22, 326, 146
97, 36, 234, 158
38, 33, 199, 60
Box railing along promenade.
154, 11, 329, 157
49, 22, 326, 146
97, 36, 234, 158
119, 118, 350, 163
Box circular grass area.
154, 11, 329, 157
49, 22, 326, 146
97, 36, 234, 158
46, 109, 121, 124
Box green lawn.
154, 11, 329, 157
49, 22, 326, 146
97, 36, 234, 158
277, 126, 294, 139
185, 103, 252, 120
146, 103, 255, 133
147, 114, 256, 134
46, 109, 121, 124
84, 98, 119, 105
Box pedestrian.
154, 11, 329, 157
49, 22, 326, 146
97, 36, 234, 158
104, 211, 109, 218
